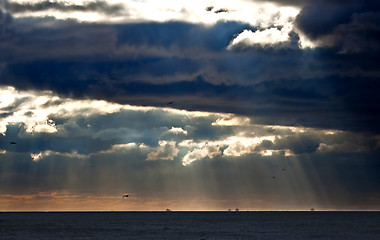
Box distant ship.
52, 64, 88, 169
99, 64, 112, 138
165, 208, 172, 212
310, 208, 315, 212
235, 208, 239, 212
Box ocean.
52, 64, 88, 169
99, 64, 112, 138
1, 211, 379, 239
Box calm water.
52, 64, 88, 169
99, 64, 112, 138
1, 211, 379, 239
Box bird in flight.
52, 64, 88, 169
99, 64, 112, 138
122, 194, 129, 198
167, 101, 174, 105
10, 141, 16, 144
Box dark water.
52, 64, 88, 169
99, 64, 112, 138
1, 211, 379, 239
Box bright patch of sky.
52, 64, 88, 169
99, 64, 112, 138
9, 0, 299, 25
0, 86, 122, 134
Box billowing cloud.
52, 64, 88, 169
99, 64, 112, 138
167, 127, 188, 135
274, 134, 320, 154
227, 23, 293, 49
146, 141, 179, 161
295, 0, 380, 52
182, 143, 221, 166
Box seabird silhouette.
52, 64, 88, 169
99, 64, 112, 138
167, 101, 174, 105
214, 8, 229, 14
122, 194, 129, 198
205, 6, 214, 11
10, 141, 16, 144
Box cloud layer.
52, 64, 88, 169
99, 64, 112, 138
0, 87, 379, 210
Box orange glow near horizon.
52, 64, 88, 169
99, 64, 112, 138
1, 192, 377, 212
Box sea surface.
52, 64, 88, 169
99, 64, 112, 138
1, 211, 379, 239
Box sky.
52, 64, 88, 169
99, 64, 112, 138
0, 0, 379, 211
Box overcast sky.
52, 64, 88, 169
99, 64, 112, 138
0, 0, 379, 211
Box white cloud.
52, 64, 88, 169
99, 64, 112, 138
259, 149, 293, 156
182, 144, 221, 166
146, 141, 179, 161
222, 136, 276, 156
98, 143, 149, 154
30, 119, 57, 133
180, 135, 276, 165
212, 115, 250, 126
31, 150, 89, 162
296, 31, 319, 49
167, 127, 188, 135
227, 22, 293, 49
0, 86, 123, 135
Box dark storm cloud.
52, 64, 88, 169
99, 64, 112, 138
0, 19, 251, 62
115, 21, 252, 52
275, 134, 320, 154
0, 123, 113, 154
0, 4, 379, 134
295, 0, 380, 52
6, 0, 125, 15
0, 18, 116, 61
